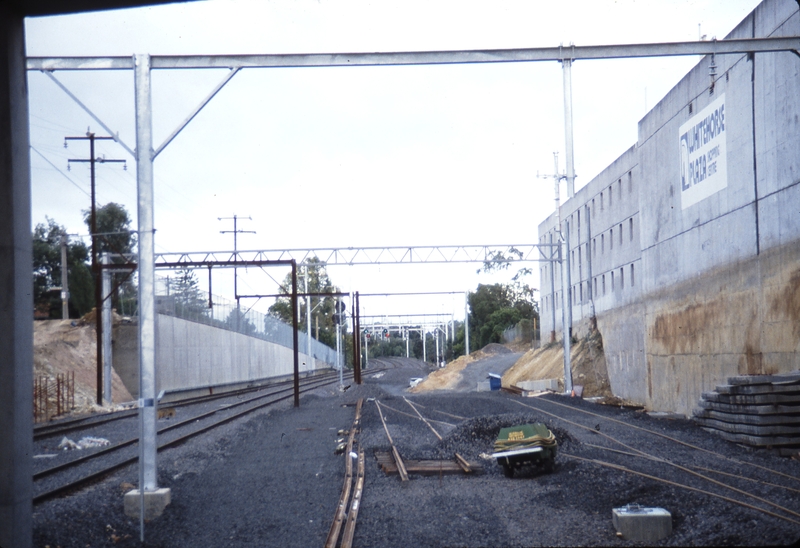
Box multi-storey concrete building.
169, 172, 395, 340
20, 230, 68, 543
539, 0, 800, 416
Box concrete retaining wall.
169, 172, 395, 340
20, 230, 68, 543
113, 314, 334, 398
539, 0, 800, 415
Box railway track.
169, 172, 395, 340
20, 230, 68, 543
375, 391, 800, 529
33, 368, 381, 505
33, 371, 345, 442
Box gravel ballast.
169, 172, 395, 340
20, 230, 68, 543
33, 357, 800, 547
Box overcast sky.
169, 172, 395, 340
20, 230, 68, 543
25, 0, 761, 324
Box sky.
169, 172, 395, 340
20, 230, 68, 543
25, 0, 762, 326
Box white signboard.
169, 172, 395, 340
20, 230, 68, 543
679, 94, 727, 210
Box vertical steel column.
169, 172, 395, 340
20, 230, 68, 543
291, 261, 299, 407
102, 253, 112, 404
585, 204, 595, 318
305, 265, 312, 370
561, 222, 573, 394
562, 58, 576, 198
464, 291, 470, 356
60, 232, 69, 319
0, 11, 33, 548
354, 292, 361, 384
134, 53, 158, 494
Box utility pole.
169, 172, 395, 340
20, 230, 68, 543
218, 215, 255, 331
66, 130, 126, 406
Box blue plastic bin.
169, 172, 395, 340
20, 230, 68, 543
488, 373, 502, 391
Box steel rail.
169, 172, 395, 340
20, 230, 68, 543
340, 447, 366, 548
561, 452, 800, 527
510, 398, 800, 523
34, 372, 355, 482
582, 442, 800, 496
32, 370, 380, 504
375, 400, 408, 481
325, 398, 363, 548
33, 369, 345, 441
517, 394, 800, 484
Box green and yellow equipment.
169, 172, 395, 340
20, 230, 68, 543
491, 423, 557, 477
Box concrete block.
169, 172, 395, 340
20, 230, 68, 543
612, 504, 672, 542
476, 381, 491, 392
516, 379, 559, 392
124, 488, 172, 520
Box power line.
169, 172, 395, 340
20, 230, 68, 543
30, 145, 90, 198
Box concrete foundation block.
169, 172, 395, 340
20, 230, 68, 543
124, 488, 172, 520
612, 505, 672, 542
517, 379, 559, 392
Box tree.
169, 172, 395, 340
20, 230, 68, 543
83, 202, 135, 257
468, 282, 539, 350
32, 217, 94, 318
172, 269, 208, 320
83, 202, 137, 315
268, 257, 340, 348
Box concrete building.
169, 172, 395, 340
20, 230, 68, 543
540, 0, 800, 416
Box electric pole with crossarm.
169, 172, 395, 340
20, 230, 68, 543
65, 130, 126, 406
219, 215, 256, 331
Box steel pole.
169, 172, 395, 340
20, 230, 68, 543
60, 232, 69, 319
134, 53, 158, 542
561, 227, 573, 395
464, 291, 470, 356
563, 58, 576, 198
291, 261, 299, 407
102, 253, 112, 404
305, 265, 312, 370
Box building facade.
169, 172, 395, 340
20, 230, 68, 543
539, 0, 800, 415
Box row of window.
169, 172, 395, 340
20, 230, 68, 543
593, 171, 634, 216
541, 215, 637, 288
543, 263, 636, 312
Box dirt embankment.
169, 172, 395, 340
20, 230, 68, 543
34, 317, 133, 419
502, 327, 615, 399
409, 343, 513, 393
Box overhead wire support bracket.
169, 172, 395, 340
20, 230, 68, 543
153, 66, 242, 159
43, 70, 135, 157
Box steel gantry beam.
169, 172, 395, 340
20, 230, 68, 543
153, 243, 559, 267
26, 37, 800, 71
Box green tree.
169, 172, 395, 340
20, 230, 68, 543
268, 257, 340, 348
83, 202, 137, 316
32, 217, 94, 318
83, 202, 135, 256
172, 269, 208, 320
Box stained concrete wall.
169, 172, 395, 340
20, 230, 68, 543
539, 0, 800, 415
114, 314, 335, 398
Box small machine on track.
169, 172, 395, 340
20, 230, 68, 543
491, 422, 557, 477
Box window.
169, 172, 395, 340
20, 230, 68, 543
601, 234, 605, 253
628, 171, 633, 194
593, 238, 596, 257
620, 267, 624, 289
629, 218, 634, 241
594, 277, 598, 296
577, 210, 581, 237
600, 192, 604, 210
619, 179, 622, 201
579, 283, 583, 302
611, 271, 615, 291
602, 275, 606, 295
592, 198, 596, 217
610, 228, 613, 250
609, 186, 613, 207
631, 263, 635, 286
619, 224, 623, 246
